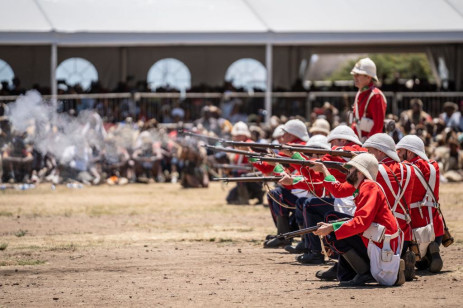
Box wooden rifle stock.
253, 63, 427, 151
276, 218, 350, 240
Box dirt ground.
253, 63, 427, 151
0, 182, 462, 307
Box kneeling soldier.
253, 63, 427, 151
312, 153, 405, 286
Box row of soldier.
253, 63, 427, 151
216, 118, 450, 286
211, 58, 452, 287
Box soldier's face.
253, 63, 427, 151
353, 74, 372, 89
346, 168, 359, 186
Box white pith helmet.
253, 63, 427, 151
305, 134, 331, 150
327, 125, 362, 145
396, 135, 429, 161
363, 133, 401, 163
231, 121, 251, 138
351, 57, 378, 82
282, 119, 309, 142
345, 153, 379, 181
272, 124, 285, 139
309, 118, 330, 136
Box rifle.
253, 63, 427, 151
204, 145, 266, 157
212, 176, 282, 183
220, 142, 359, 158
257, 157, 348, 174
276, 218, 351, 240
183, 130, 358, 158
213, 164, 253, 171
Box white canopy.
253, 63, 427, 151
1, 0, 462, 46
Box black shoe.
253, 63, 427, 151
404, 250, 416, 281
264, 237, 291, 248
285, 242, 308, 254
395, 259, 406, 286
339, 272, 375, 286
415, 256, 430, 271
296, 251, 324, 264
316, 263, 338, 281
428, 242, 443, 273
265, 234, 276, 241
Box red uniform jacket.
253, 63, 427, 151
321, 143, 367, 183
407, 157, 444, 237
251, 139, 306, 175
351, 83, 386, 139
377, 158, 414, 242
331, 180, 400, 250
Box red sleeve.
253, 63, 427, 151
323, 178, 356, 198
334, 181, 381, 239
366, 92, 386, 137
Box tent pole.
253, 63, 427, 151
50, 43, 57, 102
265, 43, 273, 124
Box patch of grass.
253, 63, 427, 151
0, 243, 8, 250
87, 206, 114, 217
49, 243, 76, 252
0, 211, 13, 217
14, 229, 27, 237
236, 228, 254, 233
0, 259, 46, 266
16, 259, 46, 266
217, 238, 233, 243
16, 245, 41, 250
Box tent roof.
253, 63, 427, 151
1, 0, 463, 46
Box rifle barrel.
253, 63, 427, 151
212, 176, 282, 183
257, 157, 346, 173
205, 145, 263, 157
283, 147, 358, 158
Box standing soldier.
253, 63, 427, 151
396, 135, 445, 273
349, 58, 387, 142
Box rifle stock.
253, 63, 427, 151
276, 218, 350, 240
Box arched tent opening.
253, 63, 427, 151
56, 57, 98, 91
225, 58, 267, 91
147, 58, 191, 93
0, 59, 15, 90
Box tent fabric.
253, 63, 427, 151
0, 0, 462, 46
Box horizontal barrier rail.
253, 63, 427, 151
1, 91, 462, 121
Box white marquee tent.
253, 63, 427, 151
1, 0, 463, 118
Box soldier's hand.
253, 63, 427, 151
313, 222, 334, 236
278, 173, 293, 186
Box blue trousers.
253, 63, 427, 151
267, 186, 299, 231
296, 197, 336, 251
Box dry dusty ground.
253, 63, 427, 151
0, 182, 462, 307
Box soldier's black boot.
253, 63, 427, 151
339, 249, 375, 286
428, 242, 443, 273
264, 216, 291, 248
404, 250, 416, 281
395, 259, 406, 286
316, 263, 338, 281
